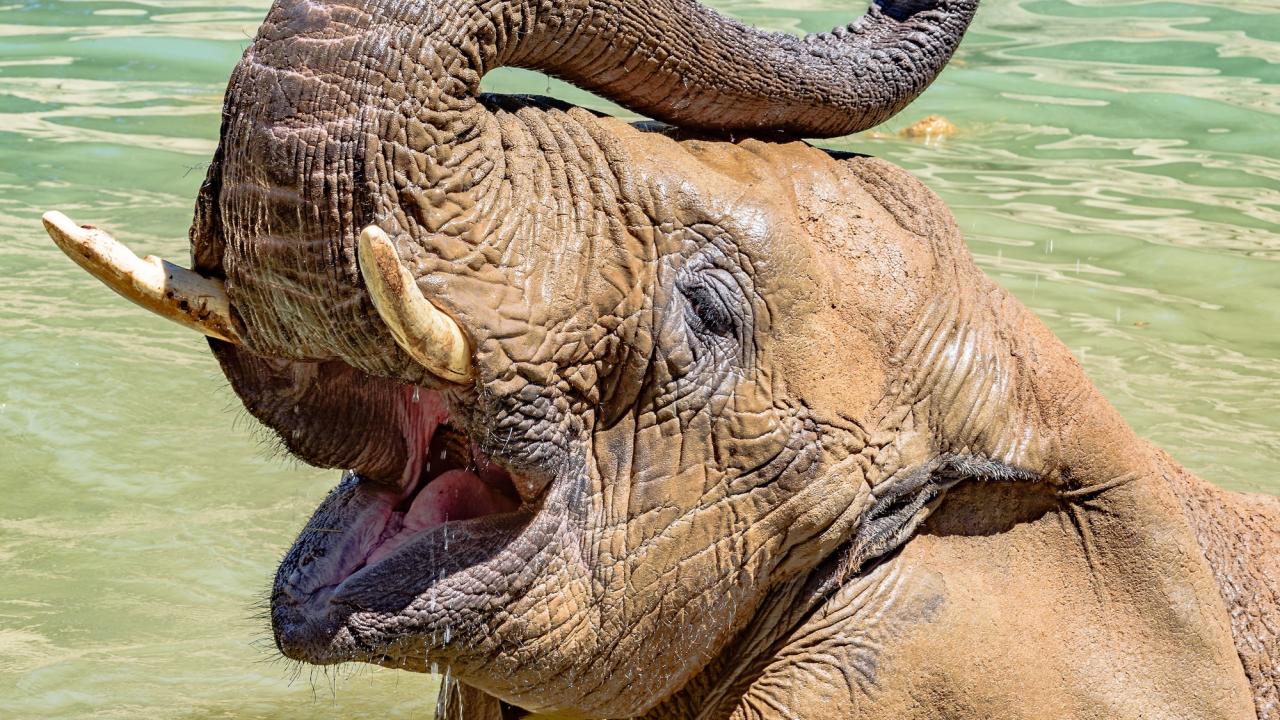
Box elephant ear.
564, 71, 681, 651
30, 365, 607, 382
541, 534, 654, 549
843, 455, 1039, 575
508, 0, 979, 137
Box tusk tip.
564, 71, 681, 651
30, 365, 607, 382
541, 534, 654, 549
42, 210, 83, 244
40, 209, 243, 346
357, 224, 474, 385
41, 209, 70, 228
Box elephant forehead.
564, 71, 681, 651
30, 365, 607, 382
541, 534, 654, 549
600, 120, 810, 241
610, 125, 930, 314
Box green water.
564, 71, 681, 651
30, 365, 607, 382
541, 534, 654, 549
1, 0, 1277, 716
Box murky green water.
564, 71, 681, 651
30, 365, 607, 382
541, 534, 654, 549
1, 0, 1277, 716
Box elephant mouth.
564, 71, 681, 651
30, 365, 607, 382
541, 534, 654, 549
269, 380, 551, 665
37, 213, 556, 664
353, 390, 525, 567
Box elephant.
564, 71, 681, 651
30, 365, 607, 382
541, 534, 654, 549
40, 0, 1279, 717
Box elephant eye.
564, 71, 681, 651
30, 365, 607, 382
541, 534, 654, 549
679, 269, 740, 339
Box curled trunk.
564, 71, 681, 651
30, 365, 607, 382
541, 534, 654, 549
195, 0, 977, 375
508, 0, 979, 137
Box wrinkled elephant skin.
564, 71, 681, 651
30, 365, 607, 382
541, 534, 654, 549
41, 0, 1279, 718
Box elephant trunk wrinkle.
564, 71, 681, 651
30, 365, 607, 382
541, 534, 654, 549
204, 0, 978, 370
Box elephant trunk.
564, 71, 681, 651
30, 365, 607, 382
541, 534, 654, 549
310, 0, 978, 136
194, 0, 976, 376
506, 0, 979, 137
324, 0, 979, 136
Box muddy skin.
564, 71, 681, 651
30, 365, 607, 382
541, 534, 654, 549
48, 0, 1277, 717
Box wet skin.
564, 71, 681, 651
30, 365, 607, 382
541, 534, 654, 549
41, 0, 1279, 717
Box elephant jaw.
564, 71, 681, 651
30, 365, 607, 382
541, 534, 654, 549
270, 382, 554, 666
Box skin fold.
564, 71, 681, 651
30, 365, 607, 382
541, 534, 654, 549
48, 0, 1278, 717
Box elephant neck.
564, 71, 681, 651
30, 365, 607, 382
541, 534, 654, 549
641, 546, 934, 719
648, 468, 1254, 719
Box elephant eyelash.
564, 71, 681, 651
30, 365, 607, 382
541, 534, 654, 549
680, 269, 742, 340
685, 284, 734, 337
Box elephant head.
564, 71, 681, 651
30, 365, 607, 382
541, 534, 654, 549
60, 0, 1238, 715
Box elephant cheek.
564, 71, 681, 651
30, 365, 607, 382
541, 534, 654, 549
772, 459, 875, 578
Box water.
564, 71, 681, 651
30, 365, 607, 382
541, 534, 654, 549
1, 0, 1277, 716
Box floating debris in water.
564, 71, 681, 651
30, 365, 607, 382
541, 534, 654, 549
898, 114, 957, 145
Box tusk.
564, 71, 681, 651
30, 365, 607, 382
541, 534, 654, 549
42, 211, 242, 344
357, 225, 473, 384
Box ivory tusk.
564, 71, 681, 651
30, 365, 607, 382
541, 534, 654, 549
41, 211, 242, 344
357, 225, 473, 384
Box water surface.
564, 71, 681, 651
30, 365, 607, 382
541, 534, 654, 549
1, 0, 1277, 716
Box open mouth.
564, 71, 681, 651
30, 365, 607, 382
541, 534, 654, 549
277, 383, 540, 613
40, 214, 560, 662
362, 388, 524, 567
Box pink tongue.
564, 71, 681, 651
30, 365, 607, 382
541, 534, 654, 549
404, 469, 516, 530
366, 471, 518, 566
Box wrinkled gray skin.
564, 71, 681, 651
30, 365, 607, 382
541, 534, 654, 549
183, 0, 1277, 717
